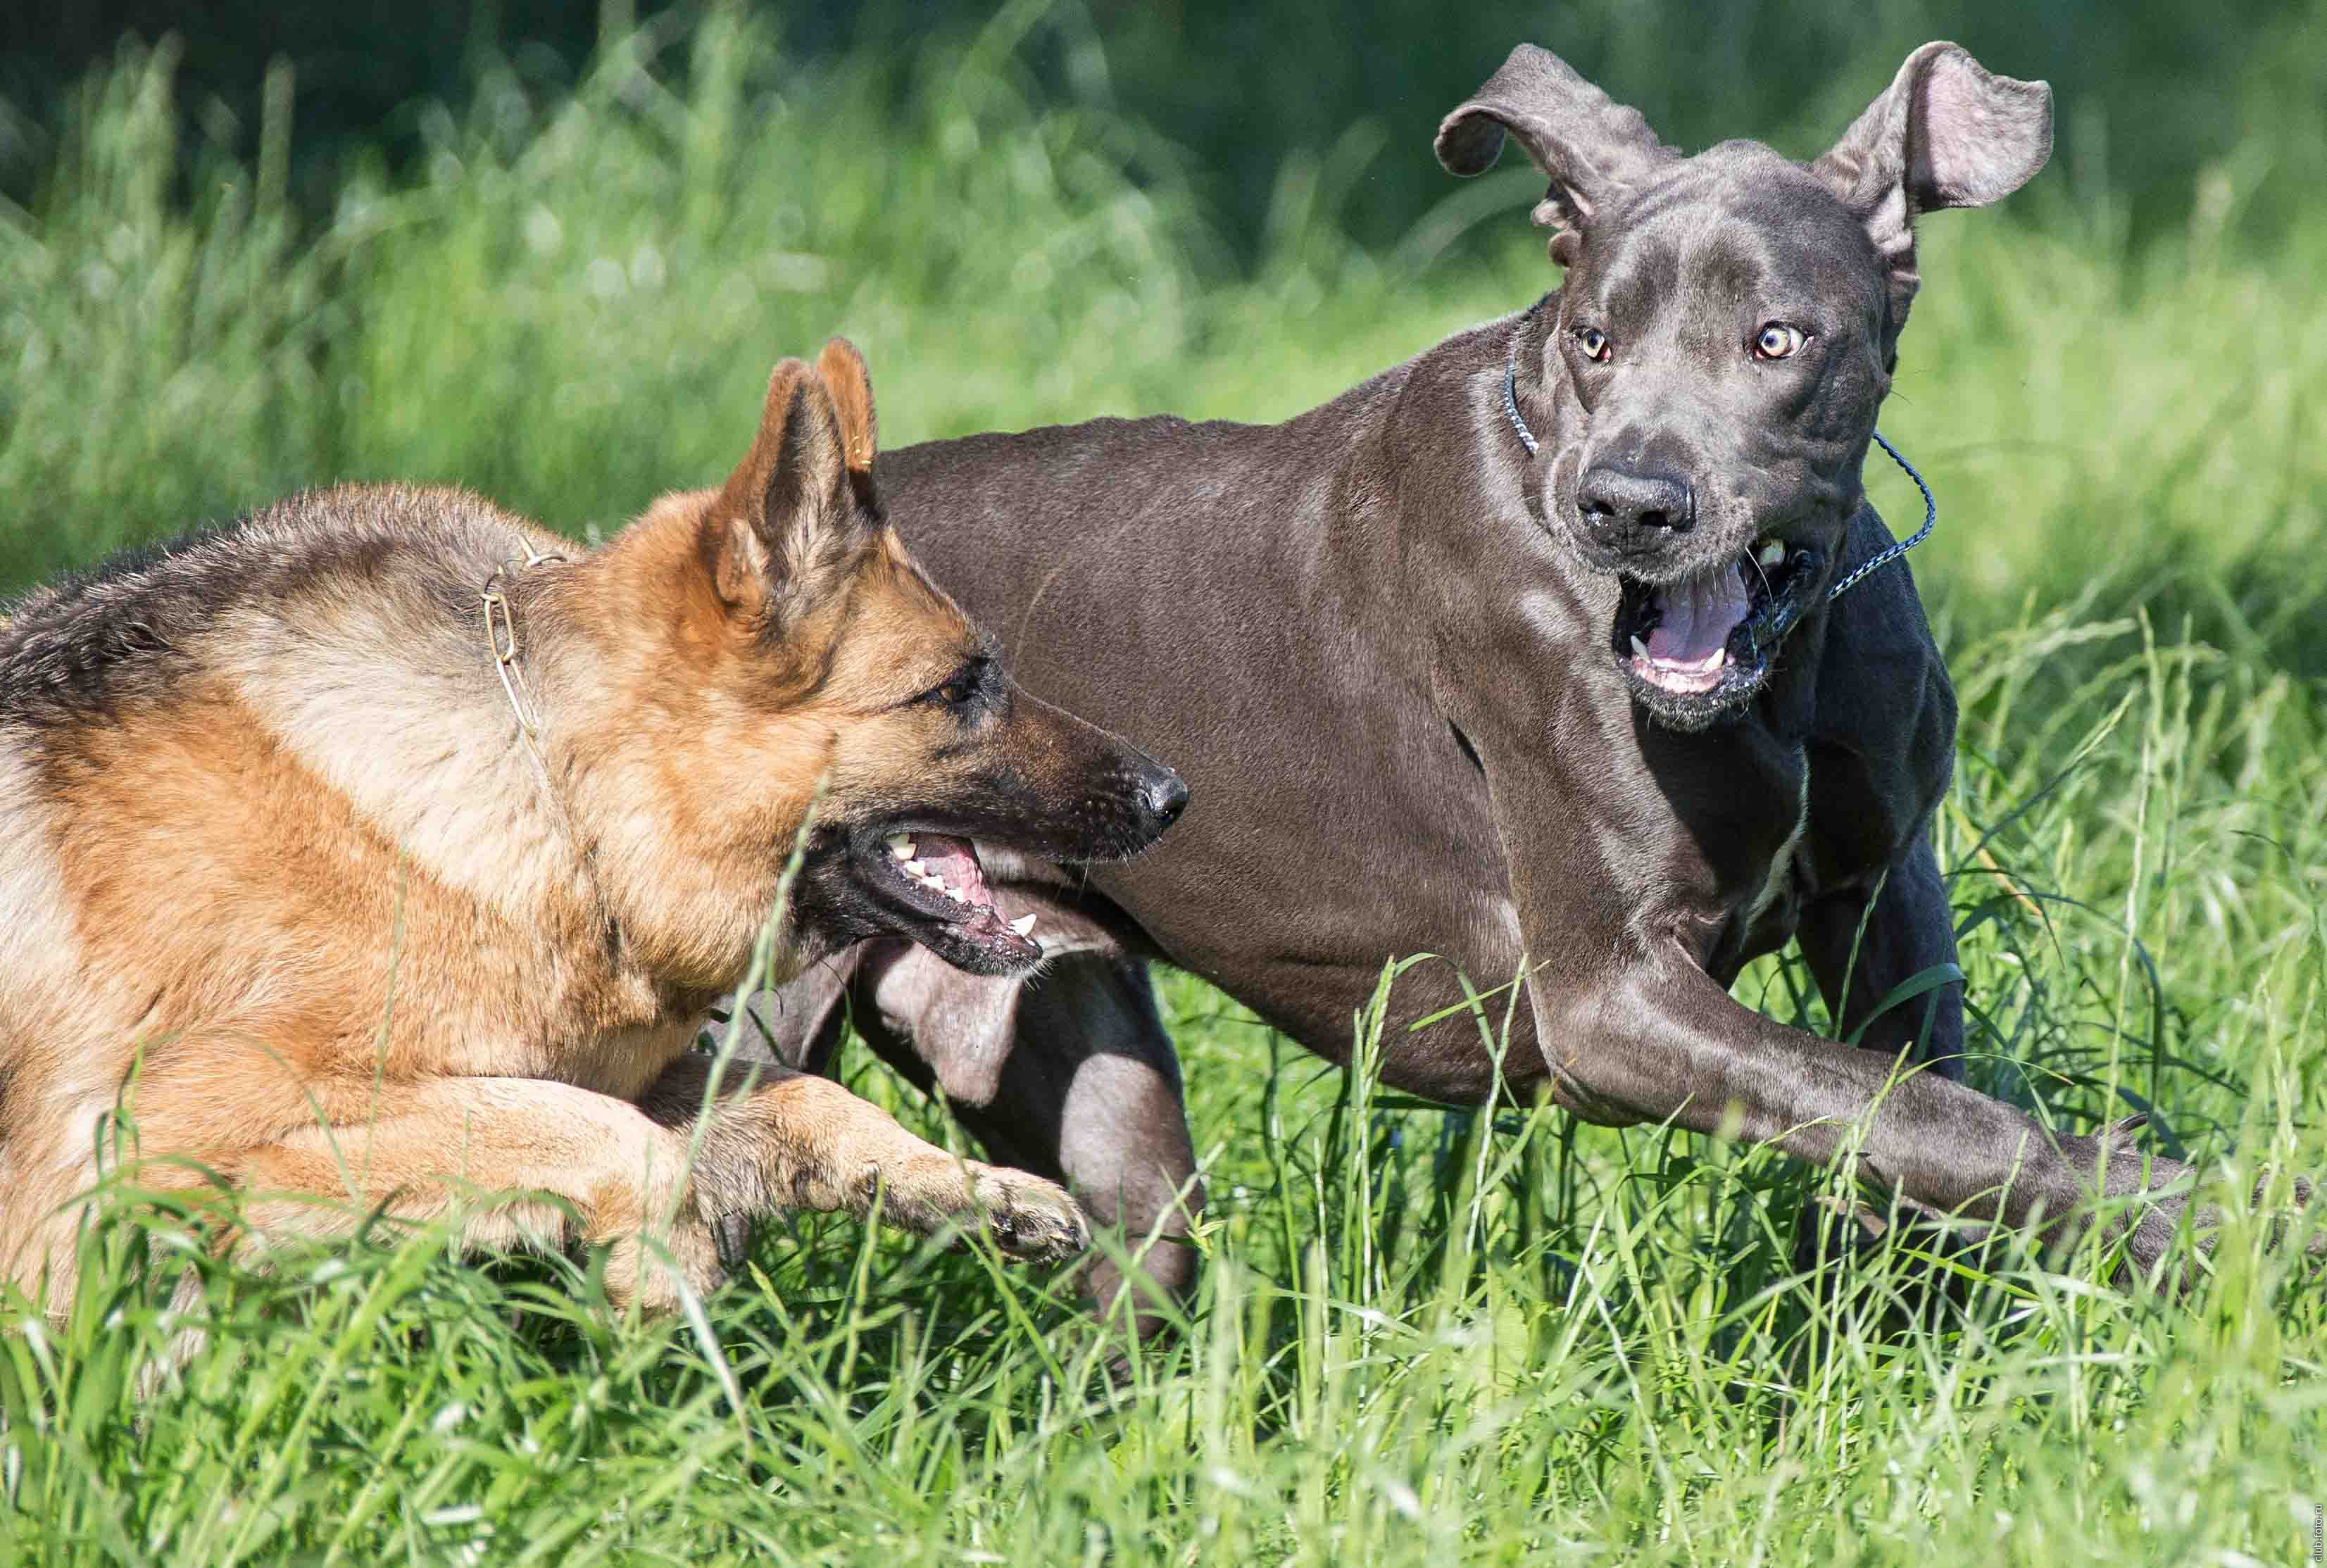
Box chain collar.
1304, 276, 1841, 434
479, 540, 569, 790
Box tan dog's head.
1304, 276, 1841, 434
565, 341, 1185, 986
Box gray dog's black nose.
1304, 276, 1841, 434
1141, 770, 1190, 829
1579, 463, 1694, 541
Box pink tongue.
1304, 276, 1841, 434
1645, 563, 1750, 667
913, 833, 988, 903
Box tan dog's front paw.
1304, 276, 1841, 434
965, 1166, 1089, 1262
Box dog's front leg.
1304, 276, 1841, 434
211, 1077, 729, 1315
634, 1055, 1089, 1265
1792, 834, 1990, 1279
1796, 833, 1966, 1077
1535, 943, 2193, 1274
1799, 510, 1967, 1077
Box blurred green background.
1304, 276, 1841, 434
6, 0, 2326, 248
3, 0, 2323, 670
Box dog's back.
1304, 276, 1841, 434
0, 484, 546, 727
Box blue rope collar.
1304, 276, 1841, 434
1501, 308, 1935, 603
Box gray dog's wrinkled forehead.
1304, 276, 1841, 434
1603, 142, 1885, 256
1581, 144, 1892, 317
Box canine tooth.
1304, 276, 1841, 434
1009, 914, 1037, 937
886, 833, 915, 859
1629, 635, 1650, 660
1756, 539, 1785, 568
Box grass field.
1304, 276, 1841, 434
2, 10, 2324, 1564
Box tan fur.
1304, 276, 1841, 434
817, 339, 879, 474
0, 342, 1084, 1322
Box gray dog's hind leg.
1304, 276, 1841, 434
717, 951, 860, 1074
859, 943, 1202, 1338
743, 939, 1203, 1338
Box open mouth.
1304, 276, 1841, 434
852, 829, 1042, 974
1612, 537, 1821, 725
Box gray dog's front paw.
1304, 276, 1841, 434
967, 1167, 1090, 1263
2064, 1122, 2323, 1286
2059, 1124, 2198, 1286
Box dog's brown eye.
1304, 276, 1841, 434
1574, 325, 1611, 363
1752, 323, 1807, 360
920, 658, 990, 710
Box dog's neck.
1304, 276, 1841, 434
518, 511, 819, 1012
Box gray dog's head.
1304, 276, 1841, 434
1439, 42, 2050, 729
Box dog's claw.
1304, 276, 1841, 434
969, 1169, 1089, 1263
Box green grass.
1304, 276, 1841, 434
3, 9, 2324, 1564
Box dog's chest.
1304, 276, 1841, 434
1721, 758, 1814, 967
1632, 723, 1814, 960
551, 1015, 704, 1100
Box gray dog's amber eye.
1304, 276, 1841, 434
1752, 323, 1807, 360
1574, 325, 1611, 363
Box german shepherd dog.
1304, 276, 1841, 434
0, 339, 1187, 1323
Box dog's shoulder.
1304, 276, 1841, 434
0, 483, 552, 730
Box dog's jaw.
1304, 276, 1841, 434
874, 830, 1043, 966
1607, 539, 1826, 729
813, 827, 1044, 977
1529, 351, 1833, 732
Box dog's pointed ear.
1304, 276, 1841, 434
1435, 44, 1675, 263
705, 357, 877, 629
1812, 42, 2051, 333
815, 337, 877, 477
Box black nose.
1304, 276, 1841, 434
1578, 463, 1694, 543
1139, 768, 1190, 829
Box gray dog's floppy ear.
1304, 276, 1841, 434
1436, 44, 1675, 261
1812, 42, 2052, 332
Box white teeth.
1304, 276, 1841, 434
886, 832, 915, 859
1009, 914, 1037, 937
1630, 634, 1650, 660
1756, 539, 1785, 568
903, 858, 927, 875
943, 884, 968, 904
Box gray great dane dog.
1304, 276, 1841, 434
743, 42, 2204, 1324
